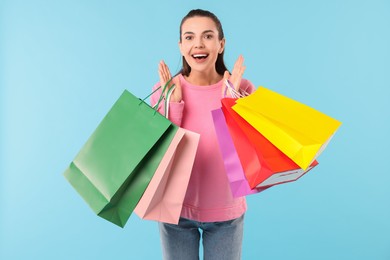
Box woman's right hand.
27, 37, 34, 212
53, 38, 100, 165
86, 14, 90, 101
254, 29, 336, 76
158, 60, 182, 102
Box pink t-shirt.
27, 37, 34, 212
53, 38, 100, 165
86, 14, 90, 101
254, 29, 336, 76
151, 74, 255, 222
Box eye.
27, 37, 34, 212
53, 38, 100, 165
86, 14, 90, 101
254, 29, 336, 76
204, 34, 213, 39
184, 35, 193, 40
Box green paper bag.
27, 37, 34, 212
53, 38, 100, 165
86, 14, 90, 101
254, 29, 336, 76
63, 89, 177, 227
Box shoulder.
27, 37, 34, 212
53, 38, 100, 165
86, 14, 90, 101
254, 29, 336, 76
240, 78, 256, 94
152, 81, 161, 91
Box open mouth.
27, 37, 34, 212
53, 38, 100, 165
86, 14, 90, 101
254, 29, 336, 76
192, 54, 209, 60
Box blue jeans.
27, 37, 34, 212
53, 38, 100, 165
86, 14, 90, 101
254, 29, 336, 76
159, 214, 244, 260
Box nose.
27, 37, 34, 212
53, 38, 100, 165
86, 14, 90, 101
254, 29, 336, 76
194, 37, 205, 48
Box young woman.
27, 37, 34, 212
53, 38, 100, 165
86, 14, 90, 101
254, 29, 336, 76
151, 9, 255, 260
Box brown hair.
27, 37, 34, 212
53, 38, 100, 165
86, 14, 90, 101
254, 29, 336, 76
178, 9, 228, 77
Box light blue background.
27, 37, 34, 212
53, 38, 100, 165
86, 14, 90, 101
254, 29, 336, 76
1, 0, 389, 259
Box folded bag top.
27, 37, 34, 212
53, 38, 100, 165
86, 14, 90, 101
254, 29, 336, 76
233, 87, 342, 170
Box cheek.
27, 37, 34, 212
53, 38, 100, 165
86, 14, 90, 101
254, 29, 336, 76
180, 43, 191, 54
209, 42, 222, 53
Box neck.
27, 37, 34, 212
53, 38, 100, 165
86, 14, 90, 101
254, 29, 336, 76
185, 69, 222, 86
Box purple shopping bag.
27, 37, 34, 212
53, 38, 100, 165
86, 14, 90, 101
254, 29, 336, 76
211, 108, 268, 197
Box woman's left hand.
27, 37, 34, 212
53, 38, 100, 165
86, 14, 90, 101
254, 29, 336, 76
222, 55, 246, 97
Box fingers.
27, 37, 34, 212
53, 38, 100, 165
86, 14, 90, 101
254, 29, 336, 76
230, 55, 246, 91
159, 60, 175, 97
233, 55, 246, 77
159, 60, 171, 83
221, 70, 230, 97
223, 70, 230, 80
233, 55, 244, 71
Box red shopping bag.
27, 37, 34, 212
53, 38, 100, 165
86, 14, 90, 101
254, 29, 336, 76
222, 98, 318, 189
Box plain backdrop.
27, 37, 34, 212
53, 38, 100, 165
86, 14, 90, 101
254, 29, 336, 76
1, 0, 389, 259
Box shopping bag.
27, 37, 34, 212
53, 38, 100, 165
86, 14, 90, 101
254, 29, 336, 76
233, 87, 341, 170
212, 108, 269, 197
63, 89, 178, 227
222, 98, 318, 189
134, 128, 199, 224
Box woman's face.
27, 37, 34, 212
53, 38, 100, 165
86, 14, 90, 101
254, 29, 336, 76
179, 16, 225, 74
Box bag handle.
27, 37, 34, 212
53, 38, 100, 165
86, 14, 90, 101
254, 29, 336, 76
164, 84, 176, 119
223, 79, 250, 98
141, 78, 175, 118
142, 78, 172, 104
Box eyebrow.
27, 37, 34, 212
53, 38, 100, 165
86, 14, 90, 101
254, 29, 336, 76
183, 30, 216, 35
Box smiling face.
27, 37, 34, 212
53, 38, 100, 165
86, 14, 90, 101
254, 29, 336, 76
179, 16, 225, 75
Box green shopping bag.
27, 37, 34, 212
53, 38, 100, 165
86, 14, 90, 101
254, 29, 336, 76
63, 89, 177, 227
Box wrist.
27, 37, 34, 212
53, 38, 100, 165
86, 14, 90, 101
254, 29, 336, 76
170, 96, 182, 103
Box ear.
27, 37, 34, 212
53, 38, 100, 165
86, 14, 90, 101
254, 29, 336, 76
219, 38, 226, 54
178, 41, 184, 56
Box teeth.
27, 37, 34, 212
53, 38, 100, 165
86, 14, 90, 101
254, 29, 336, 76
193, 54, 208, 58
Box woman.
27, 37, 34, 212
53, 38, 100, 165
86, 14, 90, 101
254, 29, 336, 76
151, 9, 255, 260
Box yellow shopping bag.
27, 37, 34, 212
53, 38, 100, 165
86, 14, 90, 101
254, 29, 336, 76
232, 87, 342, 170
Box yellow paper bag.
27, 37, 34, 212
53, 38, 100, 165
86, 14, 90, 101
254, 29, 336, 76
232, 87, 342, 170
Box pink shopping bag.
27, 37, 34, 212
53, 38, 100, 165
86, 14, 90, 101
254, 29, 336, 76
134, 128, 200, 224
